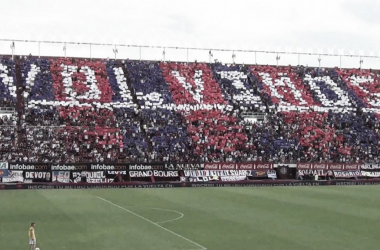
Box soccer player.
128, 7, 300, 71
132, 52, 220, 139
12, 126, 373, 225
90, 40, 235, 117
28, 222, 36, 250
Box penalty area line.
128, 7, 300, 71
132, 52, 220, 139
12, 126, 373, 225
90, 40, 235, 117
97, 196, 207, 250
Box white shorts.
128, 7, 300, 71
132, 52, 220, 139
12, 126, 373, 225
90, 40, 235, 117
29, 239, 36, 245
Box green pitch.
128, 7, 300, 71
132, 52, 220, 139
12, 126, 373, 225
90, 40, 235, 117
1, 186, 380, 250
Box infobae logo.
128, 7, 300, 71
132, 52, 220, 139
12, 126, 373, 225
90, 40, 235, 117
91, 164, 126, 170
51, 164, 87, 171
9, 164, 48, 170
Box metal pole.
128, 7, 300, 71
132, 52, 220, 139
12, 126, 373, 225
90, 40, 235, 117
298, 53, 300, 65
63, 43, 66, 58
187, 48, 189, 63
10, 42, 15, 60
38, 41, 40, 58
139, 46, 141, 61
318, 55, 321, 68
113, 45, 118, 60
276, 53, 280, 67
359, 56, 363, 69
340, 56, 341, 69
90, 44, 92, 60
232, 51, 236, 64
255, 51, 257, 64
163, 48, 165, 62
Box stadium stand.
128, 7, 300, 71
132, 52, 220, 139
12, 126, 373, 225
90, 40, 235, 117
0, 55, 379, 163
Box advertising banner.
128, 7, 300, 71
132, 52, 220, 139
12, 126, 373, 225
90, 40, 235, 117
360, 164, 380, 170
2, 170, 24, 183
297, 169, 326, 176
128, 163, 164, 171
24, 171, 51, 182
51, 164, 88, 171
129, 170, 179, 178
328, 163, 345, 170
52, 171, 71, 183
344, 164, 360, 170
236, 163, 255, 170
90, 164, 127, 171
9, 163, 49, 171
333, 170, 361, 178
361, 171, 380, 178
184, 170, 251, 177
0, 162, 8, 170
168, 163, 204, 170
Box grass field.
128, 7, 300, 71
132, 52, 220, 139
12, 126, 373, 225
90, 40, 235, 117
1, 186, 380, 250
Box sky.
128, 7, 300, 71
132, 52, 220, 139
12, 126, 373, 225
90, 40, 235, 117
0, 0, 379, 69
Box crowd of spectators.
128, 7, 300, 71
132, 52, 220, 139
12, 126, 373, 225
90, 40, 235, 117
1, 56, 380, 163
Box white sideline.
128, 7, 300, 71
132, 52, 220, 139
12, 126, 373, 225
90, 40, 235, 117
97, 196, 207, 250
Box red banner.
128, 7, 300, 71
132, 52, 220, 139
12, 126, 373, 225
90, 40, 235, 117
255, 163, 273, 170
297, 163, 360, 170
344, 164, 359, 170
297, 163, 312, 169
205, 162, 273, 170
328, 163, 345, 170
219, 163, 236, 170
204, 163, 219, 170
236, 163, 255, 170
312, 163, 328, 170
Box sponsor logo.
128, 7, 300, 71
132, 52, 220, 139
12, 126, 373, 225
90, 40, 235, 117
51, 164, 87, 171
345, 164, 359, 170
91, 164, 126, 170
129, 164, 164, 170
256, 163, 272, 170
0, 162, 8, 169
9, 164, 48, 170
238, 163, 254, 170
297, 163, 311, 169
220, 164, 236, 170
313, 164, 327, 170
329, 164, 344, 170
204, 163, 219, 170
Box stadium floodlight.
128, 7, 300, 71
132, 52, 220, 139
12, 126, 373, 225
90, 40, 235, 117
113, 45, 118, 60
10, 41, 15, 60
